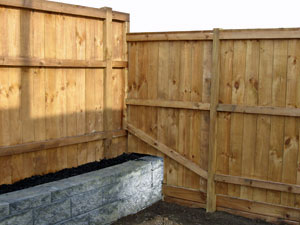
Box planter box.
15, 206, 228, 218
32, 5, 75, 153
0, 156, 163, 225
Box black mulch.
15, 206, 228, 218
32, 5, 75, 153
0, 153, 146, 195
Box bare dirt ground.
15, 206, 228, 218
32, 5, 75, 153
113, 201, 273, 225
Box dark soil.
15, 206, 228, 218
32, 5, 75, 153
113, 201, 273, 225
0, 153, 146, 195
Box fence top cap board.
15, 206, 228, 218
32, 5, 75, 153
0, 0, 129, 21
127, 27, 300, 41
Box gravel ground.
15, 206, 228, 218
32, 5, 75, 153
113, 201, 273, 225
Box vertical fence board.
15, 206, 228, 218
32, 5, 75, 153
267, 40, 288, 204
228, 40, 247, 198
216, 40, 233, 196
253, 40, 273, 202
240, 40, 259, 201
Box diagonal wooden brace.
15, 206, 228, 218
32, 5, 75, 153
126, 123, 208, 180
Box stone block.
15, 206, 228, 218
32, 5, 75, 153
71, 188, 102, 216
34, 199, 71, 225
89, 202, 119, 225
0, 210, 32, 225
55, 213, 89, 225
0, 202, 9, 220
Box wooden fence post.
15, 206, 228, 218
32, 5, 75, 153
207, 28, 221, 212
123, 21, 130, 131
103, 7, 113, 154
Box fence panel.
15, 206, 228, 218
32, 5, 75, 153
126, 28, 300, 224
0, 0, 129, 185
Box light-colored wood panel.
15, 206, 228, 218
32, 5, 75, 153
112, 22, 124, 60
145, 42, 159, 157
179, 41, 193, 188
127, 42, 139, 156
199, 41, 212, 193
253, 40, 273, 202
240, 40, 259, 200
216, 40, 233, 195
32, 10, 47, 176
166, 41, 180, 186
136, 42, 148, 155
9, 68, 23, 183
267, 40, 288, 204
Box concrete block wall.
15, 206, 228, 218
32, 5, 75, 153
0, 156, 163, 225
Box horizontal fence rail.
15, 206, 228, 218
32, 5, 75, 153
127, 28, 300, 41
0, 57, 128, 68
0, 130, 127, 157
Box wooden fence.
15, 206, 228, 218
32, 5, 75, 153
126, 28, 300, 224
1, 1, 300, 223
0, 0, 129, 185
